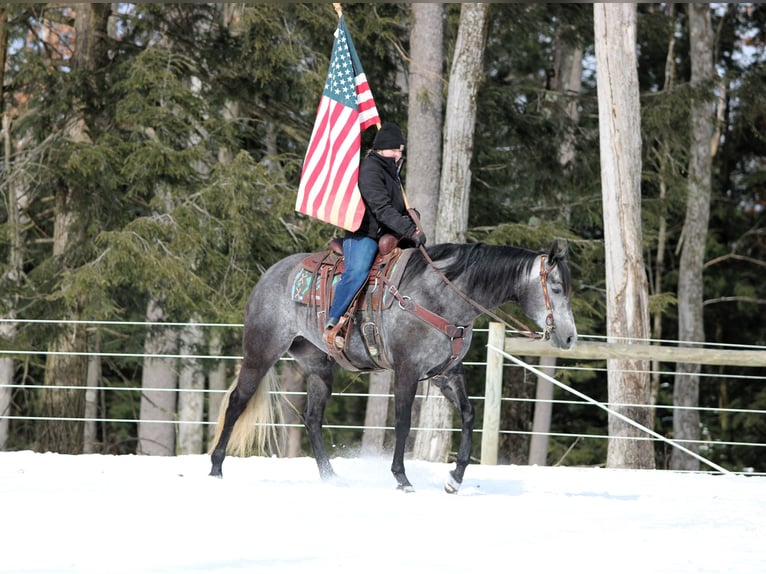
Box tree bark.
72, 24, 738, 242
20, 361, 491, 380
413, 3, 489, 463
404, 3, 445, 461
672, 4, 714, 471
529, 23, 584, 465
0, 6, 7, 94
177, 322, 205, 454
0, 110, 18, 449
651, 5, 677, 424
360, 371, 392, 456
405, 3, 444, 237
594, 3, 654, 469
278, 362, 305, 458
206, 333, 229, 450
82, 340, 101, 453
528, 355, 556, 466
366, 4, 445, 460
137, 298, 178, 456
434, 3, 489, 244
38, 4, 111, 453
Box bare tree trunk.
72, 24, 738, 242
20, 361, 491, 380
38, 4, 111, 453
82, 338, 101, 453
361, 371, 392, 456
177, 322, 205, 454
278, 362, 304, 458
40, 319, 89, 453
413, 3, 489, 463
0, 10, 12, 446
550, 23, 584, 221
529, 25, 584, 465
528, 356, 557, 466
500, 367, 532, 464
672, 4, 714, 471
206, 333, 228, 450
0, 6, 7, 94
405, 2, 444, 236
137, 298, 178, 455
651, 6, 677, 424
404, 3, 447, 462
0, 351, 11, 448
594, 3, 654, 469
414, 378, 454, 463
0, 109, 18, 448
0, 110, 34, 449
434, 3, 489, 244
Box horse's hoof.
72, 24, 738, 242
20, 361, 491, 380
397, 484, 416, 494
209, 468, 223, 478
444, 474, 461, 494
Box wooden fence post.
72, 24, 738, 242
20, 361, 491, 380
481, 322, 505, 464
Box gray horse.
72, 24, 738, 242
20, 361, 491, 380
209, 239, 577, 493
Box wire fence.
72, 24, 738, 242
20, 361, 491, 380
1, 318, 764, 475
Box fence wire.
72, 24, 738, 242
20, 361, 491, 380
1, 319, 764, 475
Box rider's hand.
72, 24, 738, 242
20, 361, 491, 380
410, 228, 427, 248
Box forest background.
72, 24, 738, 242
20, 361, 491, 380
0, 3, 764, 472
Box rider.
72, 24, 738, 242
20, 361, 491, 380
324, 122, 426, 344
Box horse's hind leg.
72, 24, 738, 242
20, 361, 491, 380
290, 340, 337, 480
432, 364, 474, 493
209, 310, 292, 477
209, 361, 269, 477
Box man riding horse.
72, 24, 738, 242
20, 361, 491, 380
323, 122, 426, 348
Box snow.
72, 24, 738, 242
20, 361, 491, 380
1, 452, 764, 574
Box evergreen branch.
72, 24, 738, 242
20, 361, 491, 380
703, 296, 766, 307
704, 253, 766, 270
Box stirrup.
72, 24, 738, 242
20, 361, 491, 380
324, 318, 346, 351
324, 327, 344, 350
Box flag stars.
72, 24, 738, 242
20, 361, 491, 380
320, 20, 376, 111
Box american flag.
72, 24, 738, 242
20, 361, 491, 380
296, 16, 380, 231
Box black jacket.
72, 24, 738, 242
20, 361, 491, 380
347, 151, 416, 240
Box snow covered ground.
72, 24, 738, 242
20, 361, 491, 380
1, 451, 764, 574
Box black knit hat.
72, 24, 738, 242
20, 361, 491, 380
373, 122, 405, 150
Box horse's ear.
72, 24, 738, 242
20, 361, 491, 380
548, 238, 568, 262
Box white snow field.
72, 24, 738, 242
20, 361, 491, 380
0, 451, 764, 574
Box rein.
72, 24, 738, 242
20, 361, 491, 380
403, 208, 556, 340
416, 244, 556, 341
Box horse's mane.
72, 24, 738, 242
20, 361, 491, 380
403, 242, 565, 302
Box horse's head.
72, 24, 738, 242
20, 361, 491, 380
520, 238, 578, 350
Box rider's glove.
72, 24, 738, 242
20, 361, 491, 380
410, 228, 427, 248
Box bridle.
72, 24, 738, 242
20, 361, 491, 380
417, 245, 557, 341
537, 254, 556, 341
374, 244, 557, 380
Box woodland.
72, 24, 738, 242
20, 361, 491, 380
0, 4, 764, 472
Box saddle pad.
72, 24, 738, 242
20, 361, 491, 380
291, 267, 340, 305
289, 247, 410, 308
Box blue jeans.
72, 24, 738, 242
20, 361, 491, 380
327, 236, 378, 324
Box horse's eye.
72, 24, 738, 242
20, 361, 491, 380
551, 286, 562, 295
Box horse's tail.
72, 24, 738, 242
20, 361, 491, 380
208, 368, 283, 457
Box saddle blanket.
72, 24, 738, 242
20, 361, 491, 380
291, 266, 340, 305
289, 248, 411, 309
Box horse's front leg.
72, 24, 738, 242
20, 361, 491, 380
391, 375, 419, 492
432, 366, 474, 494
